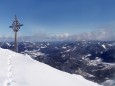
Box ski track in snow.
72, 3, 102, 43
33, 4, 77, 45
3, 54, 15, 86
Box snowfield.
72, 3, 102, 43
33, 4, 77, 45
0, 48, 101, 86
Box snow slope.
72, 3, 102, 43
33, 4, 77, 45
0, 48, 101, 86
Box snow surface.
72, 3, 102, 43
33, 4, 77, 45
101, 44, 106, 49
0, 48, 101, 86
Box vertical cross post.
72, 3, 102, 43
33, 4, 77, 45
9, 15, 23, 52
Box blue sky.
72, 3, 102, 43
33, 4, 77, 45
0, 0, 115, 38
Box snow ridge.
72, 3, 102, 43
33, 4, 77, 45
0, 48, 101, 86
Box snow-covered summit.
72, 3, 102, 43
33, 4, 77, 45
0, 48, 101, 86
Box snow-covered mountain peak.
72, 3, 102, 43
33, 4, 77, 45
0, 48, 101, 86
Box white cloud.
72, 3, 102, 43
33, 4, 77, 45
53, 33, 70, 39
69, 29, 115, 41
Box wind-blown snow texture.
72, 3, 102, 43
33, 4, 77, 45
0, 48, 101, 86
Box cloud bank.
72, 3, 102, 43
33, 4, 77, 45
0, 29, 115, 42
50, 29, 115, 41
69, 29, 115, 41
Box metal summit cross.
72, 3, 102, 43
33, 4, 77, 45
9, 15, 23, 52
